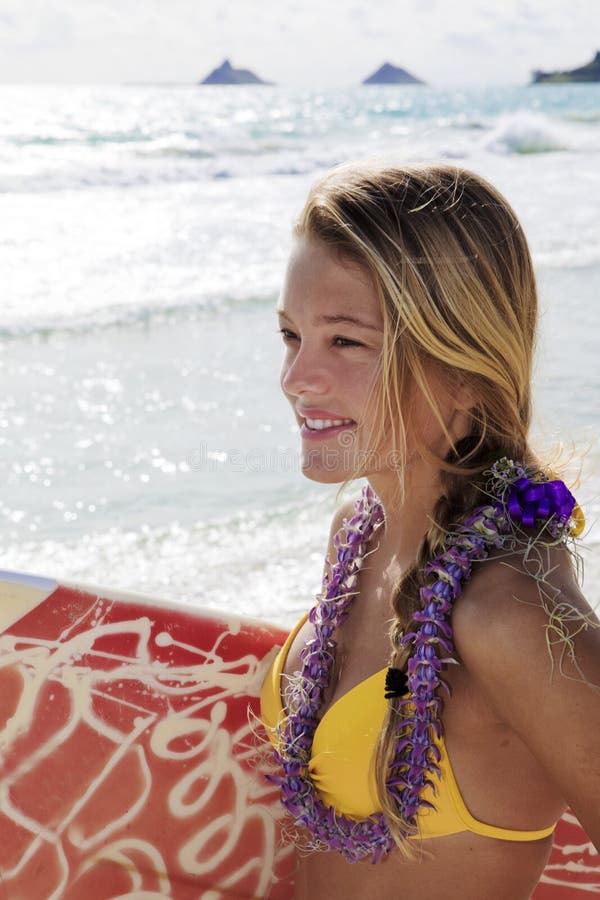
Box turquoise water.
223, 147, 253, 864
0, 84, 598, 620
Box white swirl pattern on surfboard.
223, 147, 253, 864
536, 810, 600, 893
0, 596, 292, 899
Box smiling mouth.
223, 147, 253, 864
303, 416, 355, 431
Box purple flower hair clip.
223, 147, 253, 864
488, 458, 584, 538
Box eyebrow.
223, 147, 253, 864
276, 308, 381, 332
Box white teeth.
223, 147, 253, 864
305, 417, 354, 430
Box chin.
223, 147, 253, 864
300, 464, 349, 485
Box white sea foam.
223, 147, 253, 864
482, 111, 573, 155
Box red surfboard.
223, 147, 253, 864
0, 570, 595, 898
0, 570, 295, 898
534, 810, 599, 898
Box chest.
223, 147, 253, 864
282, 547, 498, 743
283, 549, 400, 715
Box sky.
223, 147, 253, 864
0, 0, 597, 87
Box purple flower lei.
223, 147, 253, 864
269, 458, 579, 864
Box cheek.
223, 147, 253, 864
279, 351, 293, 393
412, 394, 435, 433
351, 378, 385, 446
407, 389, 457, 455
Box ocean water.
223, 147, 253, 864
0, 83, 598, 623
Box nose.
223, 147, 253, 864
280, 341, 329, 399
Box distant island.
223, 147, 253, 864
200, 59, 272, 85
362, 62, 425, 85
532, 50, 600, 84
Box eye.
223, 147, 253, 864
277, 328, 363, 348
277, 327, 298, 342
332, 336, 363, 348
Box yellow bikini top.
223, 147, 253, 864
260, 613, 557, 842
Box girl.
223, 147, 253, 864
260, 163, 600, 899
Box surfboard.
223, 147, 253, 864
0, 569, 596, 898
533, 810, 599, 897
0, 569, 295, 899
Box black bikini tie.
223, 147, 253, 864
384, 666, 408, 699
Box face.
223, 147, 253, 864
277, 237, 470, 490
277, 237, 386, 483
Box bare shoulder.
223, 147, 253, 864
330, 495, 359, 533
452, 543, 600, 847
322, 496, 360, 573
453, 543, 599, 680
283, 497, 358, 677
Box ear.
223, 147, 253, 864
445, 380, 480, 447
453, 379, 478, 413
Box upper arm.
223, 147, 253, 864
453, 550, 600, 849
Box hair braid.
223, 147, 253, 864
386, 452, 486, 667
375, 436, 539, 857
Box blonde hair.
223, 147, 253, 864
293, 161, 540, 853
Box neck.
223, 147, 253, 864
366, 457, 445, 566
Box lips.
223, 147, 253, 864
297, 408, 355, 421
